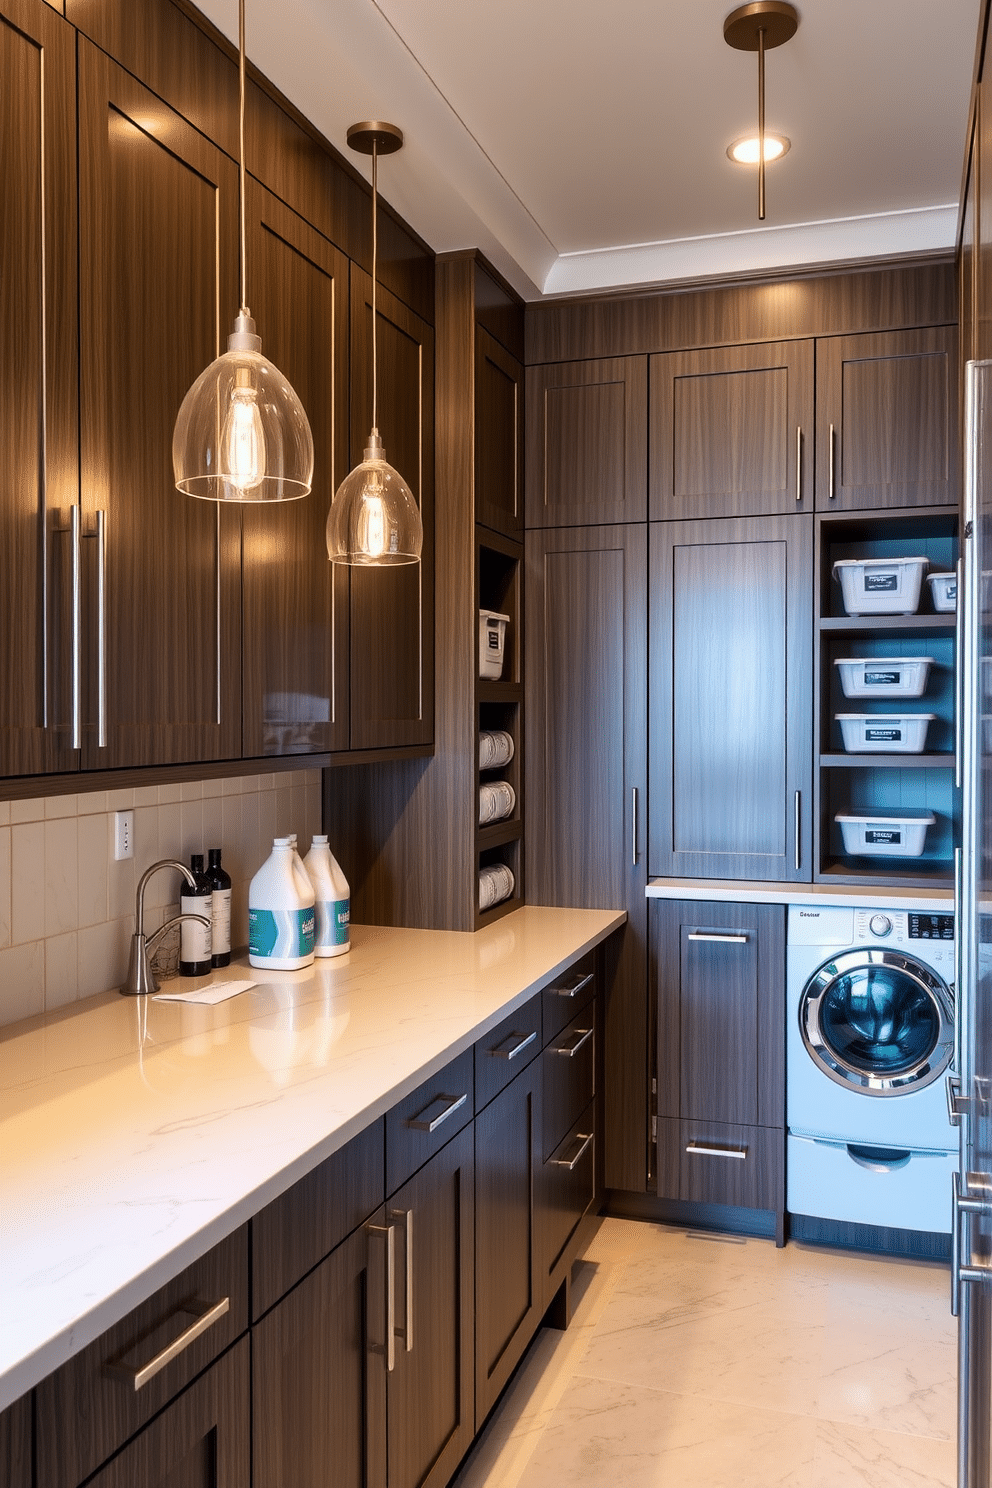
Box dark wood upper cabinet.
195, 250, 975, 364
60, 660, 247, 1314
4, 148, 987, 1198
815, 326, 958, 511
0, 0, 78, 779
649, 514, 813, 882
241, 180, 350, 759
348, 267, 435, 751
650, 340, 813, 519
525, 357, 648, 526
77, 41, 241, 768
475, 327, 523, 538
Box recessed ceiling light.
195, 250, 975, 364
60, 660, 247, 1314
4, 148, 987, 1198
727, 134, 791, 165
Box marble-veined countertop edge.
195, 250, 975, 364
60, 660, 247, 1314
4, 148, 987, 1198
0, 905, 625, 1412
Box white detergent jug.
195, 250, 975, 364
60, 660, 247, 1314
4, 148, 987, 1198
248, 838, 316, 969
303, 835, 351, 957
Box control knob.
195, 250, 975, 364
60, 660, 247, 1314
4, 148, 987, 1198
868, 914, 892, 938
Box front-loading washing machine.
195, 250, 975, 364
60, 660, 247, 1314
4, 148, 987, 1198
787, 902, 958, 1233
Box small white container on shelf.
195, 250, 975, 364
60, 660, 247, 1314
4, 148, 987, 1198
926, 572, 957, 612
835, 713, 935, 754
835, 810, 935, 858
479, 610, 510, 679
479, 781, 516, 825
479, 729, 514, 768
479, 862, 515, 911
832, 556, 928, 615
834, 657, 934, 698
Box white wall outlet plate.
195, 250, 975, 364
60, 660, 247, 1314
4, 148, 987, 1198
114, 809, 134, 861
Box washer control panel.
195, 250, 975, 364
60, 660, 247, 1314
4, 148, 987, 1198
851, 909, 955, 980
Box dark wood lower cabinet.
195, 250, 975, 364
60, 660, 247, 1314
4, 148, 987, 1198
0, 1394, 31, 1488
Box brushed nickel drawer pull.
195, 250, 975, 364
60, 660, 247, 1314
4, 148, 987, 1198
388, 1206, 414, 1352
407, 1091, 468, 1133
551, 1132, 594, 1171
114, 1296, 230, 1392
553, 972, 593, 1000
828, 422, 836, 500
687, 932, 748, 944
686, 1142, 748, 1161
367, 1222, 396, 1371
491, 1029, 537, 1061
796, 425, 802, 502
555, 1027, 593, 1058
70, 505, 82, 750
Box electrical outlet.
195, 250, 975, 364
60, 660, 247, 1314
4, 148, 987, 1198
114, 809, 134, 861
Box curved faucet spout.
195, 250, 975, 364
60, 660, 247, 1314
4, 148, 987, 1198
121, 858, 203, 997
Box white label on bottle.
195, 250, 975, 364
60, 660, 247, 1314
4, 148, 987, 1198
212, 889, 232, 955
180, 893, 212, 963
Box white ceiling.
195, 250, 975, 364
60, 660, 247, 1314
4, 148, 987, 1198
194, 0, 981, 301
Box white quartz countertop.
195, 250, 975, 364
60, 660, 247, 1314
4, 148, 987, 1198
0, 905, 624, 1411
646, 878, 953, 912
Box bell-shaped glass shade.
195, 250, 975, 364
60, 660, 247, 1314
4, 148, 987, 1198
173, 321, 314, 502
326, 430, 423, 565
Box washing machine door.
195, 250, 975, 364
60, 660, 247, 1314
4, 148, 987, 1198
800, 948, 954, 1096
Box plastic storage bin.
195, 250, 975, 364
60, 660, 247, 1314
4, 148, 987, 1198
927, 572, 957, 612
832, 556, 928, 615
479, 610, 509, 679
836, 713, 935, 753
835, 810, 935, 857
834, 657, 933, 698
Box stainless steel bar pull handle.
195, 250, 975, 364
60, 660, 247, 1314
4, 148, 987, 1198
796, 425, 802, 502
687, 932, 748, 944
952, 1172, 992, 1318
88, 510, 108, 748
389, 1206, 414, 1353
554, 972, 594, 1000
111, 1297, 230, 1391
631, 786, 638, 868
686, 1142, 747, 1161
954, 846, 964, 1072
955, 555, 964, 791
368, 1223, 396, 1371
554, 1027, 593, 1058
490, 1030, 537, 1061
794, 789, 801, 872
407, 1091, 468, 1133
70, 505, 81, 750
551, 1132, 593, 1171
828, 423, 836, 500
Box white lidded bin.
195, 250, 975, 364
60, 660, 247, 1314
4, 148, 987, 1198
832, 556, 928, 615
927, 572, 957, 612
836, 713, 935, 753
479, 609, 510, 679
834, 656, 933, 698
835, 810, 935, 857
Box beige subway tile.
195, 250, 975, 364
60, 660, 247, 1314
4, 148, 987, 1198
201, 775, 225, 800
0, 826, 10, 948
0, 941, 45, 1026
45, 931, 79, 1011
241, 793, 260, 860
180, 801, 204, 859
202, 796, 223, 854
45, 793, 78, 819
156, 804, 183, 871
77, 789, 108, 815
259, 773, 276, 792
258, 791, 277, 849
241, 774, 260, 793
10, 797, 44, 825
108, 853, 137, 923
0, 802, 9, 827
222, 775, 244, 796
158, 782, 183, 805
132, 805, 160, 871
180, 779, 203, 802
78, 919, 129, 999
221, 798, 244, 874
44, 817, 79, 936
77, 814, 109, 928
134, 784, 158, 808
107, 787, 135, 810
11, 822, 46, 945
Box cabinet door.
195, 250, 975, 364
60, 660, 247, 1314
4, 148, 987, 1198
650, 514, 813, 882
387, 1123, 474, 1488
475, 326, 523, 538
83, 1338, 249, 1488
815, 326, 958, 511
348, 268, 434, 751
253, 1216, 387, 1488
241, 181, 350, 758
78, 41, 241, 768
474, 1058, 540, 1426
650, 340, 813, 519
525, 525, 648, 1192
0, 1395, 30, 1488
525, 357, 647, 526
0, 0, 79, 778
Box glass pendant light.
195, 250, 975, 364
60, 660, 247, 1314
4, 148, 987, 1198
326, 123, 423, 566
172, 0, 314, 502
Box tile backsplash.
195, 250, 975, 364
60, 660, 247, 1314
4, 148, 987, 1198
0, 768, 322, 1028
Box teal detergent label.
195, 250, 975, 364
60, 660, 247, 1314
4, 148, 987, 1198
249, 906, 315, 959
315, 897, 350, 947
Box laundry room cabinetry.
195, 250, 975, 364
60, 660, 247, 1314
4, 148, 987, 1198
651, 899, 786, 1241
0, 1396, 30, 1488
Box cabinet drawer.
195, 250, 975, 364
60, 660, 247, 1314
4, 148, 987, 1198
539, 1104, 596, 1284
475, 995, 541, 1111
656, 1119, 783, 1212
36, 1225, 249, 1488
252, 1119, 385, 1319
541, 953, 595, 1045
386, 1047, 475, 1195
543, 1008, 595, 1159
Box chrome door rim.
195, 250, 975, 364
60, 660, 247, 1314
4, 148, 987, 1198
800, 948, 955, 1096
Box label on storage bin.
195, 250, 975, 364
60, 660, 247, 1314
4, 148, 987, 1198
249, 906, 315, 959
315, 897, 350, 947
487, 630, 501, 651
865, 572, 898, 591
865, 670, 899, 685
866, 829, 901, 845
865, 727, 901, 742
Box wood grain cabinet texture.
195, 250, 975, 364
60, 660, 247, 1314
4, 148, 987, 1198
652, 899, 786, 1237
0, 1394, 31, 1488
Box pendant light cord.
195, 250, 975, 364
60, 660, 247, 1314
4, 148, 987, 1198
371, 139, 378, 433
238, 0, 248, 313
757, 25, 766, 222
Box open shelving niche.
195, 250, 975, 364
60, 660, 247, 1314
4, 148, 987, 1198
813, 507, 958, 888
475, 527, 524, 926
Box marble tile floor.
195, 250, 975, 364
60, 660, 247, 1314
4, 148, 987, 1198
452, 1218, 957, 1488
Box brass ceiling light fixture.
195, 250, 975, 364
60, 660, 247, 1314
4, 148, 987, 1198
724, 1, 799, 221
326, 122, 423, 566
172, 0, 314, 501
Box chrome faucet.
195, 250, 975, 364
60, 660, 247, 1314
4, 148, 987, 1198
120, 858, 212, 996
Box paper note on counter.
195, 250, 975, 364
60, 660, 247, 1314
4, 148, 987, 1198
153, 980, 256, 1005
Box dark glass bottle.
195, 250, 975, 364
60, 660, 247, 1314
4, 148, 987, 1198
207, 847, 232, 968
179, 853, 212, 976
